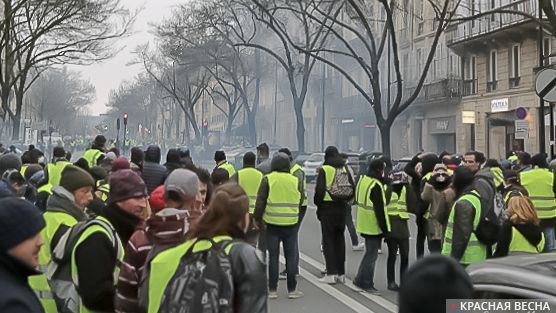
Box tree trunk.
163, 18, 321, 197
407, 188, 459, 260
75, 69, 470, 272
247, 109, 257, 145
379, 124, 391, 158
11, 92, 24, 141
226, 114, 233, 144
294, 99, 305, 153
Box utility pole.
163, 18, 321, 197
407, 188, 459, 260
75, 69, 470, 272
123, 113, 128, 155
116, 118, 120, 151
273, 61, 278, 144
321, 60, 326, 151
538, 2, 546, 154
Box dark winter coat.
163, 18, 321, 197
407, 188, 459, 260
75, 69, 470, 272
494, 221, 544, 257
385, 184, 410, 240
446, 190, 478, 261
141, 161, 166, 195
314, 154, 349, 219
0, 252, 44, 313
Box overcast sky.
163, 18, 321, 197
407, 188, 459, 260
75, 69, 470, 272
74, 0, 183, 115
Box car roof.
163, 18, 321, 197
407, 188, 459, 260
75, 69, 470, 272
467, 253, 556, 295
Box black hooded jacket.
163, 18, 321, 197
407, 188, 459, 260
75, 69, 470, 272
494, 221, 545, 257
141, 146, 166, 194
164, 149, 183, 176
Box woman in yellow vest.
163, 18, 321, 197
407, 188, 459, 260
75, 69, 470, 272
494, 194, 545, 257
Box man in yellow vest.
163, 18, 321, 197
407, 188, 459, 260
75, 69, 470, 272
353, 159, 390, 295
29, 165, 95, 313
520, 153, 556, 252
35, 147, 73, 211
70, 169, 147, 312
214, 150, 236, 177
254, 152, 302, 299
82, 135, 106, 168
231, 152, 263, 244
442, 166, 487, 265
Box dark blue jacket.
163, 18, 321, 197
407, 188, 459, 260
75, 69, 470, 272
0, 252, 44, 313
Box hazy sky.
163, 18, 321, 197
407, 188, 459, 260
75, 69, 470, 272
74, 0, 183, 115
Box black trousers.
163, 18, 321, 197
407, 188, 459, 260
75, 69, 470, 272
320, 213, 346, 275
386, 238, 409, 284
416, 214, 427, 258
428, 239, 442, 253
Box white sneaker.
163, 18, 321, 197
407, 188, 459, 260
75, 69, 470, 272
268, 291, 278, 299
336, 275, 346, 284
288, 290, 304, 299
319, 275, 337, 284
352, 243, 365, 251
378, 249, 382, 254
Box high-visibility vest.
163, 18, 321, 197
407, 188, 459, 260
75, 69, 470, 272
28, 211, 78, 313
95, 180, 110, 202
82, 149, 104, 168
37, 161, 72, 194
508, 155, 518, 162
71, 216, 124, 313
147, 236, 235, 313
291, 163, 308, 207
387, 186, 409, 219
321, 165, 336, 202
237, 167, 263, 214
217, 161, 236, 178
491, 167, 504, 188
508, 226, 545, 254
263, 172, 301, 226
355, 176, 391, 235
442, 191, 487, 265
520, 169, 556, 220
21, 165, 28, 177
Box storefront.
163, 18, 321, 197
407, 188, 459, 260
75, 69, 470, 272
428, 116, 457, 153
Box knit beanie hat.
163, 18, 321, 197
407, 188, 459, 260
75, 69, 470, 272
165, 169, 199, 201
0, 198, 45, 252
0, 153, 22, 177
60, 165, 95, 193
24, 164, 43, 182
89, 166, 108, 182
399, 255, 473, 313
108, 169, 147, 204
149, 185, 166, 214
111, 157, 130, 172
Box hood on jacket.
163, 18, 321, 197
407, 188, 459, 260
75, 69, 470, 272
271, 152, 291, 173
323, 146, 345, 168
513, 223, 544, 247
145, 208, 187, 246
145, 145, 161, 163
47, 186, 88, 221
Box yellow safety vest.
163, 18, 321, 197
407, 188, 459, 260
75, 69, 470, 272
82, 149, 104, 168
508, 226, 545, 254
217, 161, 236, 178
387, 186, 409, 219
147, 236, 234, 313
355, 176, 391, 235
291, 163, 308, 207
37, 161, 72, 194
263, 172, 301, 226
95, 180, 110, 202
520, 168, 556, 220
321, 165, 336, 202
237, 167, 263, 214
29, 211, 79, 313
442, 191, 487, 265
71, 216, 124, 313
21, 165, 28, 177
491, 167, 504, 188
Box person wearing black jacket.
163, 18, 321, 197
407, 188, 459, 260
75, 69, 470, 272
314, 146, 353, 284
404, 153, 440, 258
141, 145, 166, 194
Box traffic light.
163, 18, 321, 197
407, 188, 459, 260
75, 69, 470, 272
123, 113, 128, 126
202, 120, 208, 135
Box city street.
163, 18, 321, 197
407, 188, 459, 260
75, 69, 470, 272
269, 182, 420, 313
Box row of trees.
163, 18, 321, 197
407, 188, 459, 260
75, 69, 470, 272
0, 0, 134, 140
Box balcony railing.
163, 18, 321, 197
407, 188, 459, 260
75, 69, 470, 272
447, 0, 539, 45
509, 76, 521, 88
487, 80, 498, 92
463, 79, 478, 96
401, 78, 463, 103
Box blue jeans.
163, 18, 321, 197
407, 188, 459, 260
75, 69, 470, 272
543, 226, 556, 253
266, 224, 298, 292
354, 236, 381, 289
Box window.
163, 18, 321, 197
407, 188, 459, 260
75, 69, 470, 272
403, 53, 409, 79
465, 55, 477, 95
544, 37, 552, 66
490, 0, 497, 22
487, 50, 497, 92
416, 0, 424, 35
417, 49, 423, 75
510, 44, 520, 88
471, 0, 476, 27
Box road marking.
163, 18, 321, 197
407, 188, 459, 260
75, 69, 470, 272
298, 252, 399, 313
279, 256, 376, 313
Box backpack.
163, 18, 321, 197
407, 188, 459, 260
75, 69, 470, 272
46, 218, 120, 313
327, 166, 355, 201
158, 239, 235, 313
472, 173, 507, 246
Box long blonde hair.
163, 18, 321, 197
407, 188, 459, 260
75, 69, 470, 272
506, 194, 540, 225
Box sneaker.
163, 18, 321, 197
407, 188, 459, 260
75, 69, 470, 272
336, 275, 346, 284
320, 268, 327, 275
319, 275, 337, 284
361, 287, 381, 295
288, 290, 304, 299
268, 290, 278, 299
378, 249, 382, 254
279, 270, 287, 280
387, 282, 400, 291
352, 242, 365, 251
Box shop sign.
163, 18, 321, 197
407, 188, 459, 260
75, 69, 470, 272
491, 98, 509, 113
341, 118, 354, 124
462, 111, 475, 124
429, 117, 456, 134
515, 120, 529, 139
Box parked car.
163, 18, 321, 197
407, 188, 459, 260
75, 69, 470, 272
467, 253, 556, 302
304, 152, 325, 182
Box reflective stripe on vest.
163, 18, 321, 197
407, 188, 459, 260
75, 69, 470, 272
218, 162, 236, 178
508, 226, 545, 254
71, 216, 124, 313
355, 176, 391, 235
520, 169, 556, 219
291, 163, 308, 207
147, 236, 234, 313
96, 181, 110, 202
29, 211, 79, 313
321, 165, 336, 202
237, 167, 263, 214
263, 172, 300, 226
441, 191, 487, 265
491, 167, 504, 188
21, 165, 28, 177
387, 186, 409, 219
82, 149, 104, 168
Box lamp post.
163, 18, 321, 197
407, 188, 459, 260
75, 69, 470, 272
116, 118, 120, 150
123, 113, 128, 154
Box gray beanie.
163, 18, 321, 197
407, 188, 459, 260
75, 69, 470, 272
0, 153, 22, 178
164, 169, 199, 201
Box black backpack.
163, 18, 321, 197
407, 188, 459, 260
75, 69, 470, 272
472, 174, 507, 246
159, 239, 235, 313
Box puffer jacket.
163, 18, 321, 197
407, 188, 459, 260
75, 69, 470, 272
115, 208, 188, 313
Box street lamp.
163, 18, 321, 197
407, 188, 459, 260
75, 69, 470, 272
123, 113, 128, 154
116, 118, 121, 150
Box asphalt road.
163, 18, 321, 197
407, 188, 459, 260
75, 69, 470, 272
269, 182, 422, 313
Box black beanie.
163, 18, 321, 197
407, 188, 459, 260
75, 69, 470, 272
399, 255, 473, 313
0, 198, 45, 252
0, 153, 22, 177
214, 150, 226, 162
59, 165, 95, 193
89, 166, 108, 182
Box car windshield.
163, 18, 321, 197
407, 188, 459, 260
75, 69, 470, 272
307, 154, 324, 162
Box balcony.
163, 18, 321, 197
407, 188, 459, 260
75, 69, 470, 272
486, 80, 498, 92
509, 76, 521, 88
463, 79, 478, 96
447, 0, 541, 50
402, 78, 463, 104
